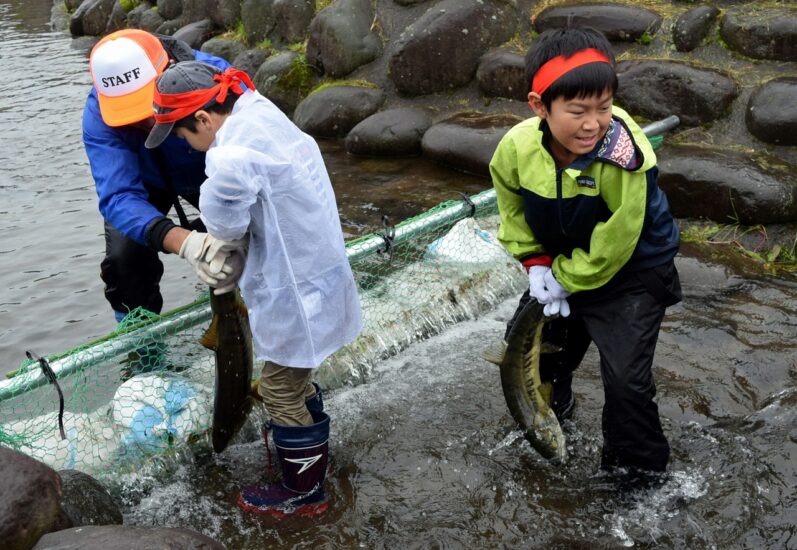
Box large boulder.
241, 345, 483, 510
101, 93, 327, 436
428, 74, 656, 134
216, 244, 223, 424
720, 8, 797, 62
58, 470, 123, 527
0, 447, 68, 550
388, 0, 517, 95
69, 0, 115, 36
208, 0, 241, 30
254, 51, 312, 115
232, 47, 273, 79
658, 145, 797, 225
534, 3, 662, 42
172, 18, 217, 50
200, 37, 247, 65
615, 60, 738, 126
306, 0, 382, 78
421, 112, 522, 176
157, 0, 182, 21
345, 108, 433, 157
672, 6, 720, 52
746, 77, 797, 146
294, 85, 385, 138
476, 49, 527, 102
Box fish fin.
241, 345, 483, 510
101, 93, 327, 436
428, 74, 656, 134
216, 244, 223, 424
480, 339, 507, 366
199, 315, 219, 351
250, 379, 263, 402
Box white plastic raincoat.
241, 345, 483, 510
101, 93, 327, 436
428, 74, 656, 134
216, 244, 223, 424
199, 90, 362, 368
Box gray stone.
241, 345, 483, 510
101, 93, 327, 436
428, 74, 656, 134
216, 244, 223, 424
173, 18, 217, 49
33, 525, 226, 550
254, 51, 310, 115
345, 108, 433, 157
155, 18, 183, 36
126, 2, 152, 29
70, 35, 100, 53
69, 0, 115, 36
476, 49, 527, 102
65, 0, 85, 11
616, 60, 738, 126
306, 0, 382, 78
137, 8, 166, 33
104, 1, 128, 34
201, 37, 247, 65
746, 77, 797, 146
658, 145, 797, 225
534, 3, 662, 42
673, 6, 719, 52
421, 112, 522, 176
58, 470, 122, 527
271, 0, 315, 44
0, 447, 67, 550
242, 0, 271, 44
720, 8, 797, 62
388, 0, 518, 95
181, 0, 213, 25
209, 0, 242, 30
51, 2, 71, 32
157, 0, 183, 21
233, 48, 273, 78
294, 85, 385, 138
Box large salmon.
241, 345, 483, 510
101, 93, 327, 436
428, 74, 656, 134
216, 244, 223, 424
200, 290, 255, 453
499, 300, 567, 462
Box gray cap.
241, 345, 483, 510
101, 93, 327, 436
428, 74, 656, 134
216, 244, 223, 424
145, 61, 223, 149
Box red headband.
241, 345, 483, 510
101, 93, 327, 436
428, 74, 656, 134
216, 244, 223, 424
153, 68, 255, 124
531, 48, 611, 96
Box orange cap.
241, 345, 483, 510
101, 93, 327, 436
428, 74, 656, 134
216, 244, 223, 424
89, 30, 169, 127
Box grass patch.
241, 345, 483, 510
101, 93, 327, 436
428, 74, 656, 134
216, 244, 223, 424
311, 79, 379, 95
220, 20, 248, 44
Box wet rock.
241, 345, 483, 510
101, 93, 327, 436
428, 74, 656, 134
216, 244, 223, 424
155, 18, 183, 36
270, 0, 316, 45
51, 2, 71, 33
616, 60, 737, 126
104, 1, 127, 34
672, 6, 719, 52
233, 48, 273, 78
201, 37, 246, 64
476, 49, 528, 102
306, 0, 382, 78
0, 447, 67, 550
421, 112, 522, 177
70, 35, 99, 53
720, 8, 797, 62
658, 145, 797, 225
241, 0, 272, 44
208, 0, 241, 30
294, 85, 385, 138
65, 0, 85, 11
125, 2, 152, 29
254, 51, 310, 115
157, 0, 182, 21
173, 18, 217, 50
181, 0, 213, 25
58, 470, 122, 527
746, 77, 797, 146
33, 525, 226, 549
534, 3, 662, 42
137, 8, 166, 33
69, 0, 115, 36
388, 0, 517, 95
345, 108, 433, 157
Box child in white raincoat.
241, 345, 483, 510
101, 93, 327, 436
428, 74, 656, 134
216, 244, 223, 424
145, 61, 362, 517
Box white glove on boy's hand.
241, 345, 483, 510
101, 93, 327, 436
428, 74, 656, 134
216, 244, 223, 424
212, 250, 246, 295
528, 265, 553, 304
543, 269, 571, 300
179, 231, 247, 287
543, 298, 571, 318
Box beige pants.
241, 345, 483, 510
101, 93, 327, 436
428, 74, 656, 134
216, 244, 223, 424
257, 361, 317, 426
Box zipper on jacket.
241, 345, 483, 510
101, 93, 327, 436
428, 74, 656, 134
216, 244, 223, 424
556, 168, 566, 235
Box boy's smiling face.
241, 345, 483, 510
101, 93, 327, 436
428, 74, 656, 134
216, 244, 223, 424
528, 88, 614, 168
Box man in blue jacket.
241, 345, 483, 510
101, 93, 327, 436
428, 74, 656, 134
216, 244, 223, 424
83, 29, 244, 345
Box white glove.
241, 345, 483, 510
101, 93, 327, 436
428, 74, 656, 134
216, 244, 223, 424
179, 231, 247, 287
544, 298, 571, 318
543, 269, 571, 300
528, 265, 553, 304
212, 249, 246, 295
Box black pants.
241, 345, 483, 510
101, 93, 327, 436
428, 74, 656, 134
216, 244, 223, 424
99, 188, 201, 318
505, 261, 681, 472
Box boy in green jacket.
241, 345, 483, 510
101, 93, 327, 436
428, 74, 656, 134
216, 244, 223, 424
490, 27, 681, 474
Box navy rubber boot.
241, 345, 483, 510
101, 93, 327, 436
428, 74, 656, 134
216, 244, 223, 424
238, 412, 330, 517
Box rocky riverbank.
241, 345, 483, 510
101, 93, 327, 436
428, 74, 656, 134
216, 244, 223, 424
55, 0, 797, 258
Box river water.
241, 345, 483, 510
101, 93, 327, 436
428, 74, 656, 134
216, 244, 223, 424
2, 2, 796, 548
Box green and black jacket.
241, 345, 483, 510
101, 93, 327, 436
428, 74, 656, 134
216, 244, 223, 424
490, 106, 679, 293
